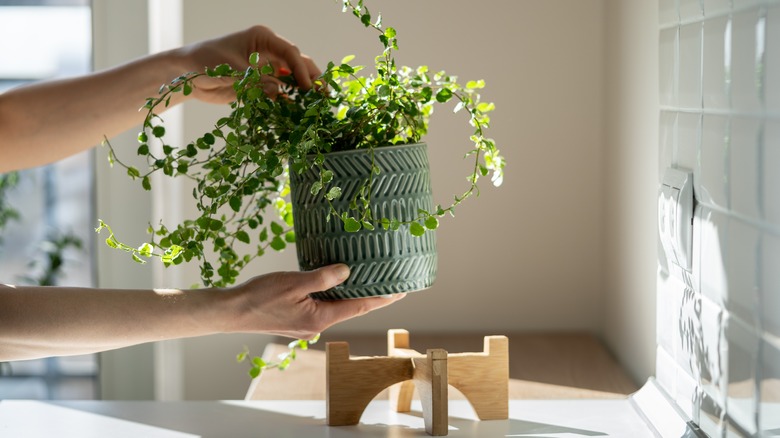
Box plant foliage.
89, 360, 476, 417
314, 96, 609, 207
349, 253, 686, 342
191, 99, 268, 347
99, 0, 505, 378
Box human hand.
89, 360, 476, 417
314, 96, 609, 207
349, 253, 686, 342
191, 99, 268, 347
225, 264, 406, 339
175, 25, 321, 104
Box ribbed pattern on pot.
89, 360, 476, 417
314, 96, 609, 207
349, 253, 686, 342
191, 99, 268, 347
289, 143, 437, 300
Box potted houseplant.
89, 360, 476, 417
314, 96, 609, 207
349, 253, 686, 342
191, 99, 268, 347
99, 0, 504, 375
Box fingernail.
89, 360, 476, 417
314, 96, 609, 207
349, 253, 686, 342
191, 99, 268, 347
334, 264, 350, 281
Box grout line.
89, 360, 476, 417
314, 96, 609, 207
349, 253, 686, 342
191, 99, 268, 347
660, 2, 777, 30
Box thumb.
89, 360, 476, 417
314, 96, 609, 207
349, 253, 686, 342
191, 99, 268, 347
296, 264, 350, 296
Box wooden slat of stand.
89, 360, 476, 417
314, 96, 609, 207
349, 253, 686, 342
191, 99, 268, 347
413, 349, 448, 436
325, 342, 412, 426
324, 330, 509, 436
388, 329, 509, 421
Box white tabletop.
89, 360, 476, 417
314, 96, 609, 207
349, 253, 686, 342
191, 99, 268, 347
0, 398, 655, 437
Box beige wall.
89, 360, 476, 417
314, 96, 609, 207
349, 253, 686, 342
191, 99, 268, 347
174, 0, 609, 399
602, 1, 659, 384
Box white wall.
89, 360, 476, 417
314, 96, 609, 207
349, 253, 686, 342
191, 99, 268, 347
174, 0, 608, 398
602, 1, 659, 385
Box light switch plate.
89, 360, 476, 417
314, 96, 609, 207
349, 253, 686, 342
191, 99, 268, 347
659, 167, 694, 272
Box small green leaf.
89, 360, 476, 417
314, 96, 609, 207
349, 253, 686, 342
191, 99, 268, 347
344, 217, 361, 233
270, 221, 284, 236
384, 27, 396, 38
326, 186, 342, 200
362, 221, 375, 231
229, 196, 242, 212
340, 55, 356, 64
137, 144, 149, 155
132, 253, 147, 264
249, 52, 260, 66
127, 167, 140, 179
137, 131, 148, 143
424, 216, 439, 230
162, 245, 184, 264
260, 64, 274, 75
435, 88, 453, 103
236, 230, 250, 244
142, 176, 152, 191
152, 126, 166, 138
321, 170, 333, 184
310, 181, 323, 196
249, 367, 261, 379
285, 231, 296, 243
410, 222, 425, 237
259, 228, 268, 242
137, 242, 153, 257
270, 236, 286, 251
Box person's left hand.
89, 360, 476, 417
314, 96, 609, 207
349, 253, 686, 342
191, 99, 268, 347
175, 25, 321, 103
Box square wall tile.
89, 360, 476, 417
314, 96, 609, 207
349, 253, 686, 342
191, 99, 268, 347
731, 9, 763, 113
699, 115, 730, 208
661, 0, 680, 28
698, 297, 726, 400
704, 0, 730, 16
680, 0, 704, 20
677, 112, 701, 172
660, 112, 678, 181
766, 6, 780, 113
733, 0, 762, 11
764, 120, 780, 226
658, 270, 687, 357
676, 286, 702, 377
660, 27, 679, 107
699, 207, 729, 306
730, 116, 761, 221
726, 316, 759, 436
703, 17, 730, 110
680, 23, 704, 109
657, 345, 678, 396
759, 337, 780, 434
700, 391, 725, 437
726, 218, 760, 324
676, 364, 702, 422
761, 232, 780, 338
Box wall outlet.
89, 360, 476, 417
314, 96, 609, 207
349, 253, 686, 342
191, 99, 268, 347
659, 167, 694, 272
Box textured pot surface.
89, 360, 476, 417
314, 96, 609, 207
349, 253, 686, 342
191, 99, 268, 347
289, 143, 437, 300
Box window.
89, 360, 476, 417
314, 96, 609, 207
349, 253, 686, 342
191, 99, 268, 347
0, 0, 98, 400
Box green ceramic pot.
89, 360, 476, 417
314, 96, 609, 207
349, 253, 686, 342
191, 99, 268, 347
289, 142, 437, 300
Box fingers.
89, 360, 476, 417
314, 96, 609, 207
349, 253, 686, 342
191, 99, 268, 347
316, 293, 407, 328
259, 27, 318, 90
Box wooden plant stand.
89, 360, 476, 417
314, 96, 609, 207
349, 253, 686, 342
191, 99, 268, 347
326, 329, 509, 436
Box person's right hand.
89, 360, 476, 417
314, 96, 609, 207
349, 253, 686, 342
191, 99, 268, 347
223, 264, 406, 340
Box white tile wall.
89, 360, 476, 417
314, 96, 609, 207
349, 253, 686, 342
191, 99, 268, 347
658, 1, 780, 435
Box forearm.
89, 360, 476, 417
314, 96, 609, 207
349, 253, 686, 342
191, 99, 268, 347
0, 50, 192, 173
0, 283, 235, 361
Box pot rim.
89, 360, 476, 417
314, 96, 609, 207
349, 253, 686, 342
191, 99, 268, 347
317, 141, 427, 158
